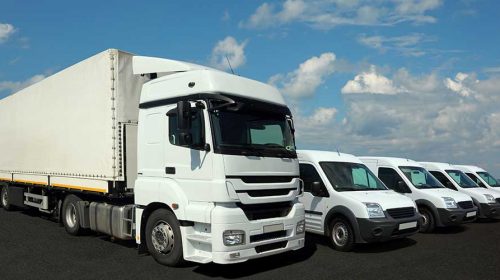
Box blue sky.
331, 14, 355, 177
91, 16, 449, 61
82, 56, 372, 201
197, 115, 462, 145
1, 0, 500, 176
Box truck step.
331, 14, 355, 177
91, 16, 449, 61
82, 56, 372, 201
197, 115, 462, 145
186, 234, 212, 244
184, 255, 212, 264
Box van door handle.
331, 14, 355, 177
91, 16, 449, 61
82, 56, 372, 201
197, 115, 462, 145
165, 167, 176, 174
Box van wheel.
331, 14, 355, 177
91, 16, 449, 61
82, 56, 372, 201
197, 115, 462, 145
418, 207, 435, 233
62, 195, 84, 235
1, 186, 12, 211
329, 217, 354, 251
145, 209, 185, 267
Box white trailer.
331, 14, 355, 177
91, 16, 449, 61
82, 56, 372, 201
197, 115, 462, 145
0, 49, 305, 266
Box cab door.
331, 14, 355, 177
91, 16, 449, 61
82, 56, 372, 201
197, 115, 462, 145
299, 162, 330, 234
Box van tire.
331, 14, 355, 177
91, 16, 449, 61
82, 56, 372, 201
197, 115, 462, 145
418, 207, 435, 233
1, 186, 13, 211
329, 217, 354, 251
62, 195, 84, 235
145, 209, 185, 267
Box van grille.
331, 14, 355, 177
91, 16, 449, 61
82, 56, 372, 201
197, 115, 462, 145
387, 207, 415, 219
237, 202, 293, 221
458, 201, 474, 209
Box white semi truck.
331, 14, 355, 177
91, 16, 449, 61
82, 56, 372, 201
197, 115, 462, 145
0, 49, 305, 266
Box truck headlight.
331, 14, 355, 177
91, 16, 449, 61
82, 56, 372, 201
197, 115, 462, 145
364, 203, 385, 218
442, 197, 458, 209
484, 194, 496, 204
296, 220, 305, 234
223, 230, 245, 246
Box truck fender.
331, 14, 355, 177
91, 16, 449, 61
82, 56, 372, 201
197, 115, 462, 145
415, 199, 440, 225
324, 206, 362, 243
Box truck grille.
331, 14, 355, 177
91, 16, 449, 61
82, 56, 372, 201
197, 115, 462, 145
458, 201, 474, 209
250, 230, 287, 243
240, 188, 296, 197
227, 176, 296, 184
237, 202, 293, 221
387, 207, 415, 219
255, 241, 288, 253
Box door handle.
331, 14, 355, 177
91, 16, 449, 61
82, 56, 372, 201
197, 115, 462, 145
165, 167, 176, 174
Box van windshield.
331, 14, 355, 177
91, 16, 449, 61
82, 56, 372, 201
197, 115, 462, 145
446, 170, 479, 188
320, 162, 387, 192
477, 172, 500, 187
399, 166, 443, 189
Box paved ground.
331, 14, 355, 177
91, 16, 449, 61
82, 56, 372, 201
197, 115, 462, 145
1, 208, 499, 280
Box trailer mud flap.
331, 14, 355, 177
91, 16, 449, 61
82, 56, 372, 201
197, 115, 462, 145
77, 201, 91, 228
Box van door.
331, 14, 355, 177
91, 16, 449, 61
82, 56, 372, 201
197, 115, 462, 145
299, 163, 330, 234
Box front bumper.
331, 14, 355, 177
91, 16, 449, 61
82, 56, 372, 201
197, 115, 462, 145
478, 203, 500, 219
436, 207, 478, 226
356, 215, 419, 243
209, 202, 305, 264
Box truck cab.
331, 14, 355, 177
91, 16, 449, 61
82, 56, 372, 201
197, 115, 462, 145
455, 165, 500, 194
420, 162, 500, 219
361, 157, 477, 233
133, 57, 305, 265
298, 150, 419, 251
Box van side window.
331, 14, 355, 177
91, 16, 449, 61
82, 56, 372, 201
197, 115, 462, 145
466, 173, 482, 185
378, 167, 406, 192
168, 109, 204, 148
430, 171, 456, 190
299, 164, 328, 197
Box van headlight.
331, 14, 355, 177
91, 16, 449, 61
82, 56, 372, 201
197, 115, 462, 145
223, 230, 245, 246
296, 220, 305, 234
442, 197, 458, 209
484, 194, 496, 204
364, 203, 385, 218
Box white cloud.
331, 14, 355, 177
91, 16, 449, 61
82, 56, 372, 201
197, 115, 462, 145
341, 66, 406, 94
269, 52, 335, 98
358, 33, 430, 56
0, 23, 16, 43
210, 36, 248, 71
444, 72, 477, 97
0, 75, 45, 97
241, 0, 443, 29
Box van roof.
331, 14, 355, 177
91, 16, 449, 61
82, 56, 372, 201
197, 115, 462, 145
297, 150, 362, 164
359, 156, 422, 168
419, 161, 458, 171
454, 165, 486, 173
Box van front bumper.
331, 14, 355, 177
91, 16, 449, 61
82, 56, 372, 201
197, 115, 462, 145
436, 207, 478, 226
478, 203, 500, 219
356, 216, 419, 243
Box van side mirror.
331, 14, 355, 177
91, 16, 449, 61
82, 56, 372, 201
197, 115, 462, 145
396, 181, 410, 193
311, 181, 323, 196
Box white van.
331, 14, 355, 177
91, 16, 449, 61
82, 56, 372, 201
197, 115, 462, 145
298, 150, 419, 251
420, 162, 500, 219
361, 157, 477, 233
455, 165, 500, 194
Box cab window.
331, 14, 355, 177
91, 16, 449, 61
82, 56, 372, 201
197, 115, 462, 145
299, 163, 328, 197
429, 171, 456, 190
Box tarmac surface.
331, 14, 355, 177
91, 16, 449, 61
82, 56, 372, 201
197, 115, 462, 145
1, 207, 499, 280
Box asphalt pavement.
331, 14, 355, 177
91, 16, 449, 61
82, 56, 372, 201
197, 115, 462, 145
1, 208, 499, 280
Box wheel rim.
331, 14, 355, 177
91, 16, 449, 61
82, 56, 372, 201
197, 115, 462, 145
332, 222, 349, 247
65, 204, 77, 228
421, 211, 429, 227
1, 189, 7, 206
151, 220, 175, 255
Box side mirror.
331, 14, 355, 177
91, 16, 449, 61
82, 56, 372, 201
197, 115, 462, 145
396, 181, 409, 193
176, 101, 192, 130
311, 181, 323, 196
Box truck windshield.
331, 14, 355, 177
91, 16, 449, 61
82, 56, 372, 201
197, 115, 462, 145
210, 97, 296, 158
446, 170, 479, 188
399, 166, 443, 189
320, 162, 387, 192
477, 172, 500, 187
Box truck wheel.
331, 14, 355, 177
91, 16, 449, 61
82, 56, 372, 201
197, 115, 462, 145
418, 207, 435, 233
62, 195, 84, 235
329, 217, 354, 251
1, 186, 12, 211
145, 209, 185, 267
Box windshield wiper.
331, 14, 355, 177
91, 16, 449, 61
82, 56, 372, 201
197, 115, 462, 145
259, 143, 296, 157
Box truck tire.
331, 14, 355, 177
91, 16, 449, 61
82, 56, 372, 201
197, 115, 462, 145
1, 186, 13, 211
418, 207, 435, 233
62, 195, 84, 235
145, 209, 185, 267
329, 217, 354, 251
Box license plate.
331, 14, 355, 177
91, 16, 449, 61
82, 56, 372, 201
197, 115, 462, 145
399, 221, 417, 230
263, 223, 284, 233
466, 211, 476, 217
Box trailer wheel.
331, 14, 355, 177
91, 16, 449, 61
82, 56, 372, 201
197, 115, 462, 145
62, 195, 83, 235
1, 186, 12, 211
418, 207, 435, 233
329, 217, 354, 251
145, 209, 185, 267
